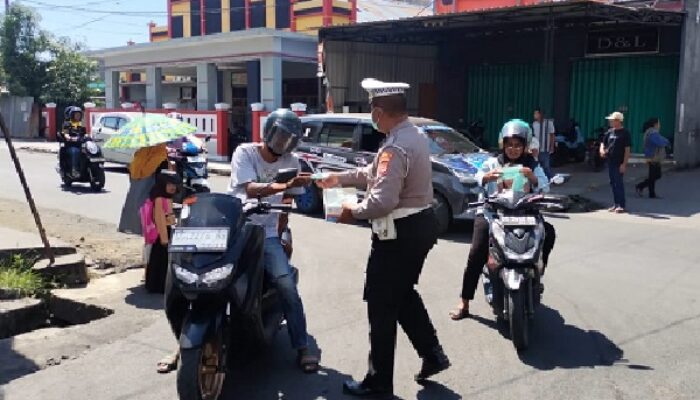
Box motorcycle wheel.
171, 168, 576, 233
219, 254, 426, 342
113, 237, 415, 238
508, 289, 529, 351
89, 167, 106, 192
177, 335, 226, 400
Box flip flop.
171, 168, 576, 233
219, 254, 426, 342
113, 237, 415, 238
449, 307, 470, 321
156, 352, 179, 374
298, 350, 320, 374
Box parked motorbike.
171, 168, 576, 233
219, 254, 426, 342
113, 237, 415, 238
469, 175, 567, 351
56, 128, 106, 191
168, 137, 211, 203
167, 189, 294, 400
585, 128, 607, 172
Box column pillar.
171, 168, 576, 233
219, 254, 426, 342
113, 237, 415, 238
197, 63, 218, 110
105, 70, 120, 109
260, 56, 282, 111
45, 103, 57, 141
215, 102, 231, 158
145, 66, 163, 110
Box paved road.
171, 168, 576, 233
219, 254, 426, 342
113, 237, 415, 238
2, 148, 700, 400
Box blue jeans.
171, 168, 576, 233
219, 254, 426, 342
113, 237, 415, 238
263, 237, 309, 350
538, 151, 553, 179
608, 162, 626, 208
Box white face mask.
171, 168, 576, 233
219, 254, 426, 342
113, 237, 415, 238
371, 108, 382, 132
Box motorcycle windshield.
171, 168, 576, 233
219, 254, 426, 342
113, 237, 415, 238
178, 193, 244, 269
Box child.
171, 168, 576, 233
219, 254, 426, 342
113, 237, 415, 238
145, 170, 180, 293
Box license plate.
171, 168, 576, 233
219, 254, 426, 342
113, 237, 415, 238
170, 228, 229, 252
187, 155, 206, 163
501, 216, 536, 226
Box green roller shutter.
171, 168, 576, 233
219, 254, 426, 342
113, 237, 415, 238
467, 63, 553, 148
569, 56, 679, 153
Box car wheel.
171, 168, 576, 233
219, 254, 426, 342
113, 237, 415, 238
432, 192, 451, 236
295, 183, 322, 214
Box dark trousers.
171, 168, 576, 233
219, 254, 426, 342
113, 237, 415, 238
637, 162, 662, 198
363, 209, 441, 388
608, 162, 626, 208
460, 215, 556, 300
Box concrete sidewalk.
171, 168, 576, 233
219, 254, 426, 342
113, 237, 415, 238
0, 226, 68, 252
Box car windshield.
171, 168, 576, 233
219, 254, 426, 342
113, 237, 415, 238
421, 125, 480, 155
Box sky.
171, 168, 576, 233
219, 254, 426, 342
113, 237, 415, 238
14, 0, 168, 50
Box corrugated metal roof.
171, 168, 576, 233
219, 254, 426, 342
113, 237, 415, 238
357, 0, 433, 23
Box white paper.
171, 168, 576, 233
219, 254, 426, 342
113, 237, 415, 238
322, 187, 358, 222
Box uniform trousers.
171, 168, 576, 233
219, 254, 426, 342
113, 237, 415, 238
363, 208, 441, 388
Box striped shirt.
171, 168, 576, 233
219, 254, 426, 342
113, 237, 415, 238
532, 119, 555, 153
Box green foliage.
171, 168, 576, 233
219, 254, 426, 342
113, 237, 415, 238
1, 4, 99, 104
0, 254, 46, 297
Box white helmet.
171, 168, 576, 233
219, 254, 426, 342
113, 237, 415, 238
498, 119, 532, 149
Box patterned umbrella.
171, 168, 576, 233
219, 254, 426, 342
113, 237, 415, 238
103, 114, 197, 149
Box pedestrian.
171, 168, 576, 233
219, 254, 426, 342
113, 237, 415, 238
318, 78, 450, 398
599, 111, 631, 213
532, 108, 556, 179
118, 143, 170, 235
144, 170, 180, 293
449, 120, 556, 321
636, 117, 669, 199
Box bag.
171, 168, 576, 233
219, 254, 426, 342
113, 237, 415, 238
140, 198, 168, 244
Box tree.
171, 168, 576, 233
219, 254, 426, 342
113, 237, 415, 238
0, 4, 51, 99
42, 38, 98, 106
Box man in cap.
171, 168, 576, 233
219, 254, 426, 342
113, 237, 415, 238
319, 78, 450, 398
599, 111, 631, 213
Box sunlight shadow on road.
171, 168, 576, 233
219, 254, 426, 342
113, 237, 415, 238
124, 285, 164, 311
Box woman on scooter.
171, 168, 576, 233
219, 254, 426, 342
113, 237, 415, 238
449, 119, 556, 320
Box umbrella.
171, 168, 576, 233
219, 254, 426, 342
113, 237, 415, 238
103, 114, 197, 149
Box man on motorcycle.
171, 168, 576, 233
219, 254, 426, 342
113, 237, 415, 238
59, 106, 87, 177
227, 108, 320, 372
450, 119, 556, 320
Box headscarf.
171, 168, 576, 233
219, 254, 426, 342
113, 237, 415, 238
129, 143, 168, 180
149, 170, 181, 200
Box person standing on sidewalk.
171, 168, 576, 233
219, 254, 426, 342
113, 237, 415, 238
600, 111, 631, 213
319, 78, 450, 398
636, 117, 669, 199
532, 108, 556, 179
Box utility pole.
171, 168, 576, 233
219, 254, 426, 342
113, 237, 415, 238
0, 112, 55, 264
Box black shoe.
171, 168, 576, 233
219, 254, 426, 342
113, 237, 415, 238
415, 346, 451, 383
342, 380, 393, 399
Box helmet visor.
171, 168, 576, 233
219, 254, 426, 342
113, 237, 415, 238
267, 123, 299, 156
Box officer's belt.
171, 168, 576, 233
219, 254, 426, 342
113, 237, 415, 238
391, 206, 430, 220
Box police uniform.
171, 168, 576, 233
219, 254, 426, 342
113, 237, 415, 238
338, 79, 448, 394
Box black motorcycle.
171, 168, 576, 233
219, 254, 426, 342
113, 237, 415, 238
57, 128, 106, 191
167, 190, 294, 400
586, 128, 607, 172
470, 179, 566, 351
168, 137, 211, 204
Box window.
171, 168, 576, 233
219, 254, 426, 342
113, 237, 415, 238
319, 123, 356, 149
250, 0, 266, 28
205, 0, 222, 34
230, 0, 246, 31
360, 124, 384, 152
301, 121, 322, 142
101, 117, 118, 130
171, 16, 184, 38
116, 118, 129, 130
190, 0, 201, 36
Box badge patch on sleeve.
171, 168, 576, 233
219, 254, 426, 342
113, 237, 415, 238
377, 151, 393, 177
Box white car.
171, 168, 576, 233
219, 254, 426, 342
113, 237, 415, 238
91, 112, 142, 164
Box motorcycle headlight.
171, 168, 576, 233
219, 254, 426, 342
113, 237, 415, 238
86, 141, 99, 155
174, 264, 198, 285
201, 264, 235, 286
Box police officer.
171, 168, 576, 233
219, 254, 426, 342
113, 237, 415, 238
319, 78, 450, 398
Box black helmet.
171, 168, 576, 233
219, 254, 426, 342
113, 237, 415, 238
263, 109, 302, 156
64, 106, 83, 121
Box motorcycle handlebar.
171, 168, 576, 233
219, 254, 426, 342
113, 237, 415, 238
244, 202, 293, 216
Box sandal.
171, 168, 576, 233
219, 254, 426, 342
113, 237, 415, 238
297, 349, 320, 374
449, 306, 470, 321
156, 351, 179, 374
